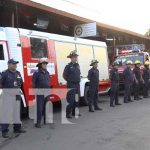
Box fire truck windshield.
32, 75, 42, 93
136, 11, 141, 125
114, 53, 144, 66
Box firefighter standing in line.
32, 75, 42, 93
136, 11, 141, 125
143, 61, 150, 98
32, 58, 50, 128
110, 63, 121, 107
123, 60, 134, 103
133, 60, 144, 100
1, 59, 26, 138
88, 59, 102, 112
63, 50, 81, 119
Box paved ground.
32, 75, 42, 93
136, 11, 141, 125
1, 95, 150, 150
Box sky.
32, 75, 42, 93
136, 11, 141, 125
31, 0, 150, 35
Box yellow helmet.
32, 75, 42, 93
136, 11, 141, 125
134, 60, 141, 64
126, 60, 133, 65
145, 61, 150, 65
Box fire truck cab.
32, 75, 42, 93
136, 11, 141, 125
0, 27, 110, 106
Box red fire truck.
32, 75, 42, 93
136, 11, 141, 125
0, 27, 110, 106
112, 49, 150, 90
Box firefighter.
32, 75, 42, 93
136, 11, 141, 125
133, 60, 144, 100
63, 50, 81, 118
32, 58, 50, 128
143, 61, 150, 98
1, 59, 26, 138
123, 60, 134, 103
88, 59, 102, 112
110, 62, 121, 107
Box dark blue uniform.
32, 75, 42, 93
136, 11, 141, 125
63, 62, 80, 116
32, 69, 50, 125
123, 67, 133, 103
110, 68, 119, 106
88, 67, 99, 110
133, 66, 142, 100
1, 69, 23, 134
143, 67, 150, 97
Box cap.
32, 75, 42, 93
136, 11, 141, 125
8, 59, 19, 64
67, 50, 79, 58
90, 59, 99, 66
36, 57, 49, 67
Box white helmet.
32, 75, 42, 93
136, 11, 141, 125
39, 57, 48, 63
36, 58, 48, 67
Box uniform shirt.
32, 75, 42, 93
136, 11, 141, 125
143, 68, 150, 81
32, 69, 50, 88
110, 68, 119, 83
1, 69, 23, 88
133, 66, 141, 81
123, 67, 133, 83
63, 62, 81, 83
88, 67, 99, 84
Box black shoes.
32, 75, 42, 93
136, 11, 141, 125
143, 96, 150, 98
35, 124, 42, 128
89, 109, 95, 112
2, 129, 26, 138
95, 107, 103, 111
89, 106, 102, 112
72, 113, 82, 117
115, 103, 122, 105
110, 103, 121, 107
14, 129, 26, 134
135, 97, 142, 100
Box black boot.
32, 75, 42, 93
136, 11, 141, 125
14, 129, 26, 133
94, 106, 103, 111
35, 123, 42, 128
110, 104, 115, 107
115, 103, 122, 105
89, 109, 95, 112
128, 99, 134, 102
89, 106, 94, 112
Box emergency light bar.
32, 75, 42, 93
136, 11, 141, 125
119, 49, 141, 54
